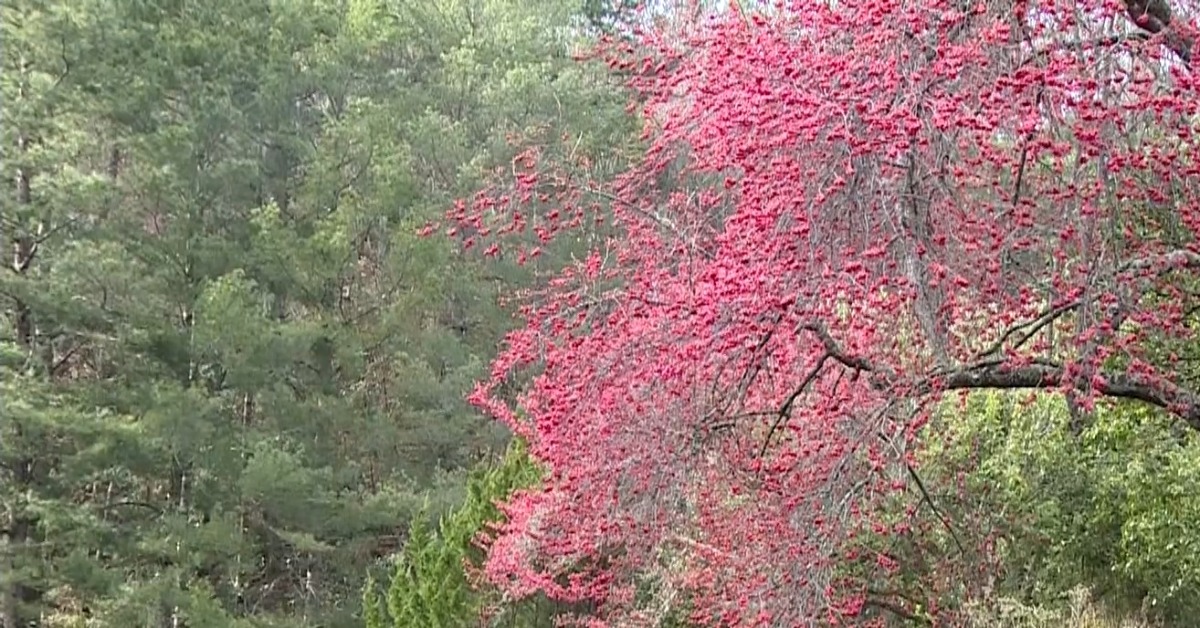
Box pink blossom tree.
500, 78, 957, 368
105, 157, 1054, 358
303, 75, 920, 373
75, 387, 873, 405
444, 0, 1200, 624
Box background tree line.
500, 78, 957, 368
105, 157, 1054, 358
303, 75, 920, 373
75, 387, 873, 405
1, 0, 635, 624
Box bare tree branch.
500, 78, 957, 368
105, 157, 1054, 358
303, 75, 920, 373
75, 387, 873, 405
796, 321, 1200, 432
759, 353, 830, 458
938, 365, 1200, 429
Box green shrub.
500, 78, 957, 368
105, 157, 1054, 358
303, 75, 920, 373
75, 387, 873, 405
847, 392, 1200, 625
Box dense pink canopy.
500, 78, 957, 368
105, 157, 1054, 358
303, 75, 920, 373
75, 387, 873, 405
447, 0, 1200, 624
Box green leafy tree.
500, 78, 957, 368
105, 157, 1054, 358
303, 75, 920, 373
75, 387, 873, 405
846, 392, 1200, 626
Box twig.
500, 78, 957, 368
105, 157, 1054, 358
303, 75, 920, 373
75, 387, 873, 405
759, 354, 830, 459
905, 463, 966, 555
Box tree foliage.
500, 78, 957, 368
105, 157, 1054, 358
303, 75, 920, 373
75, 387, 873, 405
846, 391, 1200, 625
443, 0, 1200, 625
363, 438, 542, 628
1, 0, 631, 624
10, 0, 1200, 625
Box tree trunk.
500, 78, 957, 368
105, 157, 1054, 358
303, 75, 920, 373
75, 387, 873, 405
2, 55, 40, 620
0, 526, 14, 628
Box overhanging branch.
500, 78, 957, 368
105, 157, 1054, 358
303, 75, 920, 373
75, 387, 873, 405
795, 322, 1200, 432
749, 250, 1200, 448
938, 365, 1200, 430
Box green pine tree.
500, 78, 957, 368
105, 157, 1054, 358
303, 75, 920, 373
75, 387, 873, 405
3, 0, 635, 624
368, 438, 542, 628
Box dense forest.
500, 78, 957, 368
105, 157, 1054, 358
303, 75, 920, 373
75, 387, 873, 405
0, 0, 633, 624
4, 0, 1200, 627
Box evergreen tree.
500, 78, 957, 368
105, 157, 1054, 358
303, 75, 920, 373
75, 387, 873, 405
365, 438, 556, 628
2, 0, 633, 624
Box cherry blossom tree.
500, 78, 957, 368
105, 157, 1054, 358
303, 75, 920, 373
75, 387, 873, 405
443, 0, 1200, 624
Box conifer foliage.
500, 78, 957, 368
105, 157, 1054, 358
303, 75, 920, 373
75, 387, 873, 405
363, 439, 541, 628
0, 0, 629, 624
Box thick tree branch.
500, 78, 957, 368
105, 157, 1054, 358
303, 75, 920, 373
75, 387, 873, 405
1124, 0, 1195, 64
796, 322, 1200, 432
938, 365, 1200, 430
798, 322, 881, 376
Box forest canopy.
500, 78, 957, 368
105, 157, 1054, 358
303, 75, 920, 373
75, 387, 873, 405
5, 0, 1200, 627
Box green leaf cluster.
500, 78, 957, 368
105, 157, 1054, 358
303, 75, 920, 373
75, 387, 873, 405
849, 392, 1200, 625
